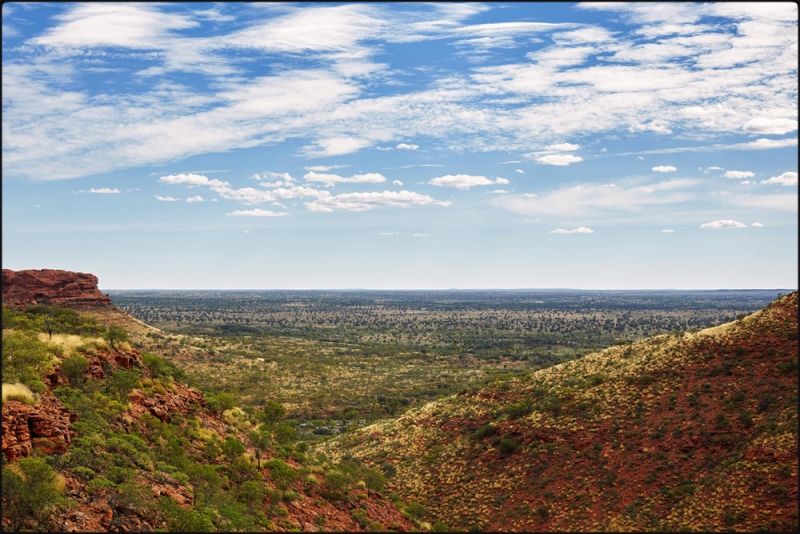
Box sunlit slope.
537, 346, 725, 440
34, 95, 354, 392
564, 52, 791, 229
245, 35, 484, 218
320, 293, 798, 532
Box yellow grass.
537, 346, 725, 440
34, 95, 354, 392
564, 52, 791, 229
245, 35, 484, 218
2, 382, 39, 405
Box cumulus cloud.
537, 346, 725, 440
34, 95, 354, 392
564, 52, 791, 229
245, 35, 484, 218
226, 209, 288, 217
699, 219, 746, 229
660, 229, 675, 233
723, 170, 755, 179
536, 154, 583, 166
155, 195, 181, 201
490, 189, 508, 194
751, 222, 764, 227
761, 171, 798, 186
186, 195, 204, 202
549, 227, 594, 234
396, 143, 419, 150
545, 142, 580, 151
428, 174, 494, 189
392, 180, 404, 186
305, 190, 451, 212
160, 173, 327, 204
743, 117, 798, 135
495, 177, 510, 184
515, 169, 524, 173
652, 165, 677, 173
303, 171, 386, 187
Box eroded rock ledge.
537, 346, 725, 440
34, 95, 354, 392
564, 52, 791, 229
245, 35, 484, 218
2, 268, 113, 310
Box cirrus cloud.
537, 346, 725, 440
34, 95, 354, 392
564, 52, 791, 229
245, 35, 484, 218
305, 190, 451, 212
225, 209, 288, 217
549, 227, 594, 234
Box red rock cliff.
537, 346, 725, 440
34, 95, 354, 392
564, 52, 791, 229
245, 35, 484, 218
2, 269, 113, 309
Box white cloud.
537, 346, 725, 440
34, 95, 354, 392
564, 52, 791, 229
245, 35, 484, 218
378, 232, 399, 235
490, 189, 508, 194
699, 219, 746, 229
155, 195, 181, 202
305, 137, 372, 157
720, 193, 798, 211
545, 142, 580, 151
743, 117, 798, 135
660, 229, 675, 233
396, 143, 419, 150
392, 180, 404, 186
429, 174, 494, 189
226, 209, 288, 217
761, 171, 798, 186
29, 3, 198, 49
303, 171, 387, 187
703, 166, 726, 173
515, 169, 524, 174
4, 2, 799, 184
751, 222, 764, 227
159, 173, 228, 188
305, 190, 451, 212
413, 233, 430, 237
304, 165, 347, 172
536, 154, 583, 166
86, 188, 120, 194
494, 177, 510, 184
243, 230, 253, 233
186, 196, 204, 202
723, 170, 755, 179
652, 165, 677, 173
494, 179, 696, 216
549, 227, 594, 234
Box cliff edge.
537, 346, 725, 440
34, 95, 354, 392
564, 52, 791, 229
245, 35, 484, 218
2, 269, 113, 310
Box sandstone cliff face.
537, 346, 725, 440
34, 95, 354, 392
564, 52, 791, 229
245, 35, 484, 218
2, 269, 113, 309
1, 395, 77, 462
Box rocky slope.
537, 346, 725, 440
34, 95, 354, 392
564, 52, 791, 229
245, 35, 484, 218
2, 269, 113, 309
2, 288, 417, 532
320, 292, 799, 532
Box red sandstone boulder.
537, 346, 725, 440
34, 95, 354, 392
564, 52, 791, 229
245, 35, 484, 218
2, 269, 112, 310
1, 395, 76, 462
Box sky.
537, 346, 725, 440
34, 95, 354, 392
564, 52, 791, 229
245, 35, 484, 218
2, 2, 798, 290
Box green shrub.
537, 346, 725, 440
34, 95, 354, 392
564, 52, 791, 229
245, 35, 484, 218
2, 457, 65, 532
499, 437, 521, 455
2, 330, 52, 382
60, 355, 90, 388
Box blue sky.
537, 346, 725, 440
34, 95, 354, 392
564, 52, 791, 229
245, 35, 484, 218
2, 2, 797, 290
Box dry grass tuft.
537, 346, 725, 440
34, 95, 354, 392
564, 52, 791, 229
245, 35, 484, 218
2, 382, 39, 405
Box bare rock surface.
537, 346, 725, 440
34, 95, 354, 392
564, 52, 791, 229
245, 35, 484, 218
2, 268, 113, 309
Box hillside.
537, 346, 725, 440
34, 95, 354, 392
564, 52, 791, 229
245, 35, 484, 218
319, 292, 799, 532
2, 303, 416, 532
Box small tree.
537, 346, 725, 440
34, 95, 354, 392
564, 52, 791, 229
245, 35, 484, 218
261, 400, 286, 423
2, 457, 64, 532
60, 355, 90, 388
104, 324, 129, 352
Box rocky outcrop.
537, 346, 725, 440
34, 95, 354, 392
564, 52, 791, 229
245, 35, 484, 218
1, 395, 77, 462
2, 268, 113, 309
